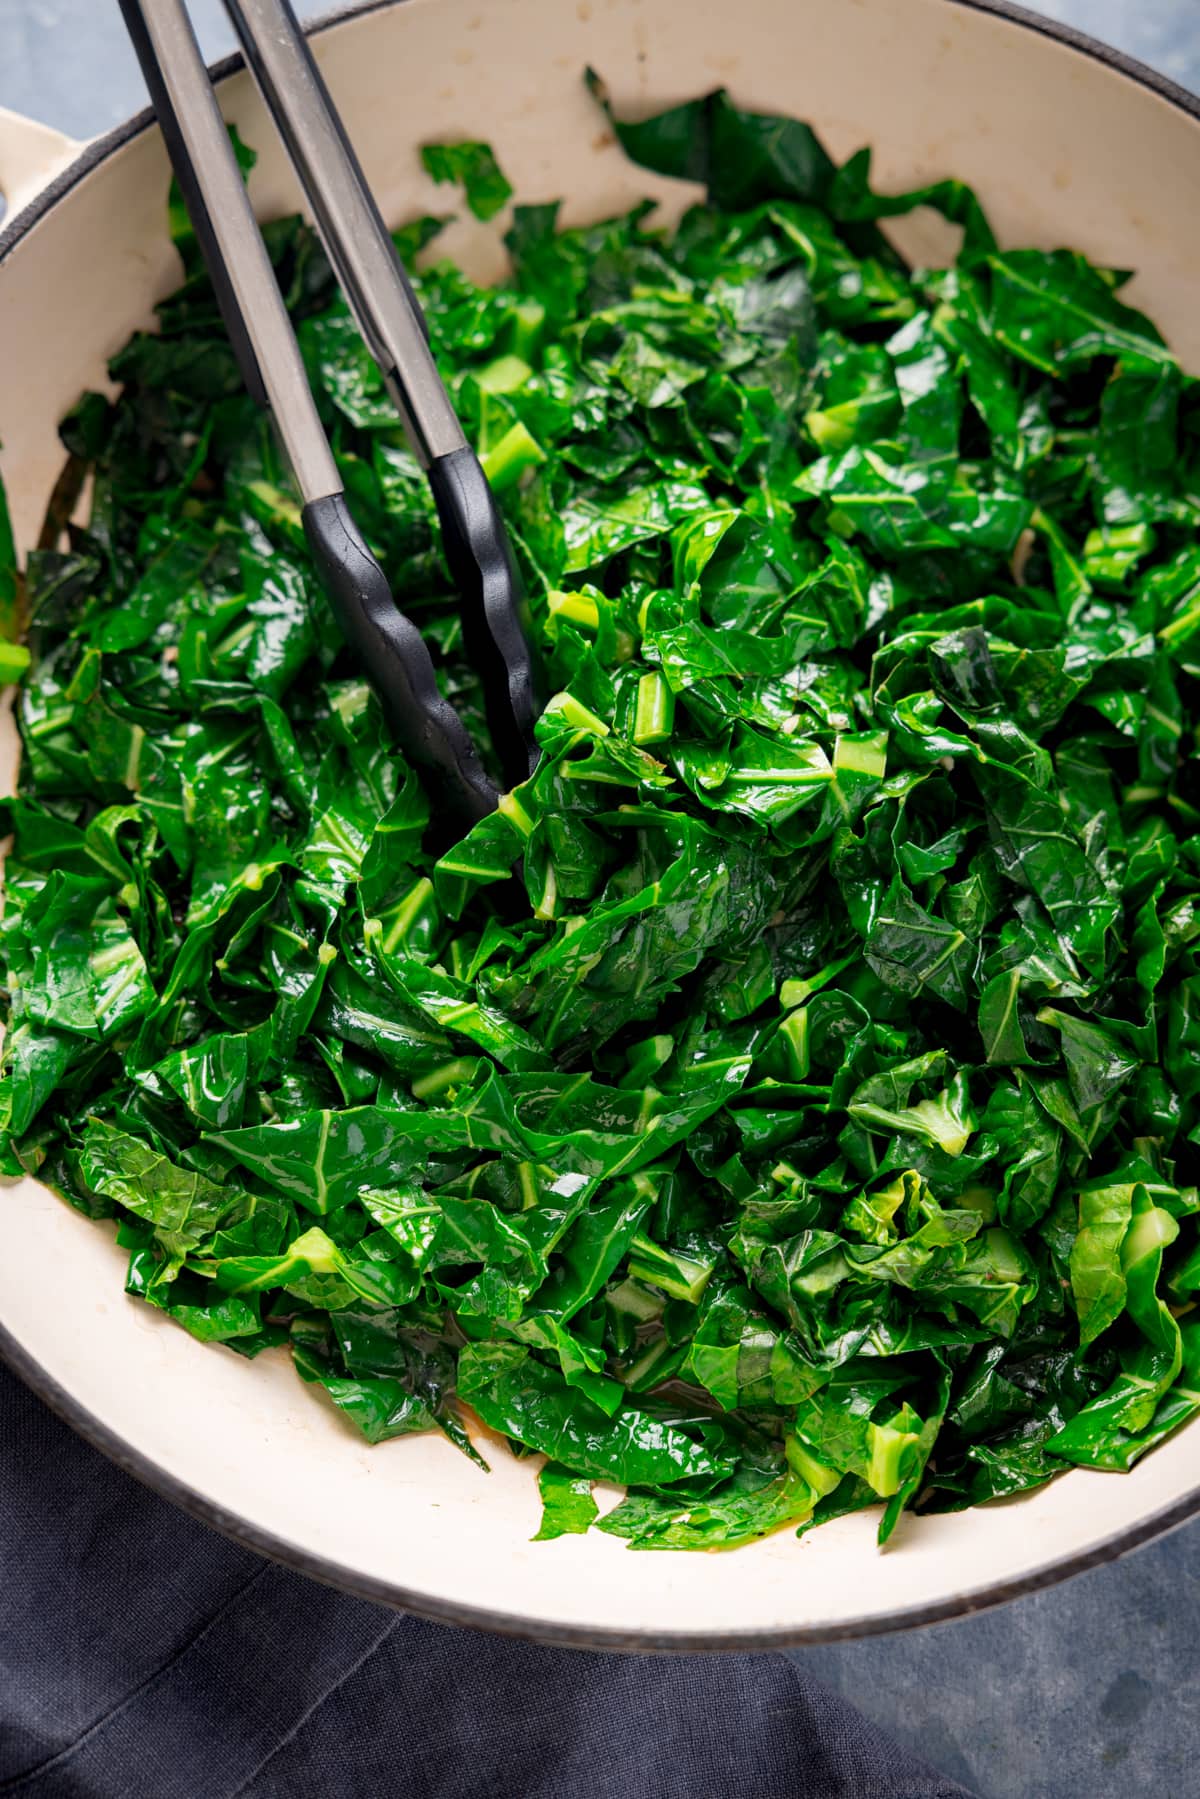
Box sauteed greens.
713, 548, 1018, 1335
3, 79, 1200, 1550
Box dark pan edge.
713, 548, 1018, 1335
946, 0, 1200, 120
2, 0, 1200, 1648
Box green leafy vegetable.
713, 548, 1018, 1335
421, 140, 513, 221
4, 77, 1200, 1554
534, 1460, 599, 1539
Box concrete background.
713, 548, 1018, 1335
2, 2, 1198, 1793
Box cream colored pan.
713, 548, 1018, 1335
2, 0, 1199, 1648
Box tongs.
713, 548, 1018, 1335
118, 0, 540, 824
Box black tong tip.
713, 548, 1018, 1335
302, 493, 500, 826
428, 445, 541, 790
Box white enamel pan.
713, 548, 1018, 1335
2, 0, 1200, 1650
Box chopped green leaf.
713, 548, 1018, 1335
4, 76, 1200, 1552
421, 140, 513, 220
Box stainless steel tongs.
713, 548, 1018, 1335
118, 0, 540, 824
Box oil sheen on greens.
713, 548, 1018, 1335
3, 78, 1200, 1555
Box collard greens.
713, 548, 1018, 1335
3, 79, 1200, 1551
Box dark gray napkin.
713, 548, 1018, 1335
0, 1359, 972, 1798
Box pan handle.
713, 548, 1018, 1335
0, 107, 83, 229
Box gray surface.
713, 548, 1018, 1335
1, 0, 240, 138
800, 1521, 1200, 1797
2, 1, 1200, 1795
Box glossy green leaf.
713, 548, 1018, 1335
4, 82, 1200, 1555
533, 1460, 600, 1539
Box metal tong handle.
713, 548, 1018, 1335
120, 0, 339, 502
118, 0, 499, 822
223, 0, 463, 468
223, 0, 541, 784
